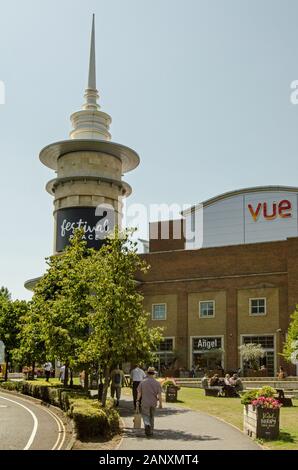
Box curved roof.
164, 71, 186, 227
182, 185, 298, 215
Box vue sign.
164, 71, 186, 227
248, 200, 292, 222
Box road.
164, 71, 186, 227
0, 391, 71, 450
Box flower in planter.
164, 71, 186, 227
160, 377, 181, 392
251, 396, 282, 409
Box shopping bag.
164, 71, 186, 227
133, 406, 142, 429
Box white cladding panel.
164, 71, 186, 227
185, 191, 298, 249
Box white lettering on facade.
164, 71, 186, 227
61, 219, 97, 239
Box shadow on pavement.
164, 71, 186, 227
121, 427, 220, 442
118, 403, 190, 418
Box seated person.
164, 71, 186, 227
230, 373, 243, 392
277, 366, 287, 379
209, 374, 220, 387
224, 373, 231, 385
221, 373, 237, 396
201, 373, 209, 389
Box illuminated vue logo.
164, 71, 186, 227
248, 200, 292, 222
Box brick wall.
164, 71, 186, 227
138, 238, 297, 374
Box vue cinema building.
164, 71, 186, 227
141, 188, 298, 377
26, 18, 297, 377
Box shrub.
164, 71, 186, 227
0, 381, 23, 392
241, 390, 258, 405
256, 386, 276, 398
0, 380, 119, 439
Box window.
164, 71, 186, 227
158, 338, 174, 352
242, 335, 275, 376
199, 300, 215, 318
152, 303, 167, 320
155, 338, 175, 371
243, 335, 274, 349
249, 298, 266, 316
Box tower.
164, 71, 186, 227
40, 15, 139, 252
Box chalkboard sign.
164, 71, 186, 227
166, 385, 178, 402
257, 408, 280, 439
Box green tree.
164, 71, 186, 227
82, 228, 163, 405
0, 296, 27, 381
239, 343, 265, 372
13, 303, 46, 380
30, 230, 93, 386
283, 308, 298, 365
0, 286, 11, 301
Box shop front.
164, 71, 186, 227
191, 336, 224, 377
155, 337, 176, 375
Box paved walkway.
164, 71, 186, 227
117, 397, 260, 450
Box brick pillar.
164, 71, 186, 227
176, 288, 189, 369
286, 237, 298, 375
225, 288, 238, 371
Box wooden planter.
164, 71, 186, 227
243, 405, 280, 440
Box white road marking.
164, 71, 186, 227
0, 395, 38, 450
0, 404, 8, 407
41, 405, 66, 450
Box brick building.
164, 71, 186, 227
138, 187, 298, 377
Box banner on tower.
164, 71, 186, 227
55, 205, 115, 252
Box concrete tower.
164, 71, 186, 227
40, 15, 139, 252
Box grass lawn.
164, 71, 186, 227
34, 377, 81, 386
176, 388, 298, 450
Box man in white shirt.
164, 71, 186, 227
43, 361, 53, 382
130, 364, 146, 409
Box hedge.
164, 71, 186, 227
0, 381, 119, 439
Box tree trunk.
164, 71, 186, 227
63, 361, 69, 387
101, 366, 110, 407
70, 369, 73, 387
84, 370, 89, 392
30, 361, 35, 380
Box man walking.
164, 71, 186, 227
43, 361, 52, 382
137, 367, 163, 437
110, 365, 125, 406
130, 364, 146, 409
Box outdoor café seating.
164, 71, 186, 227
202, 373, 242, 397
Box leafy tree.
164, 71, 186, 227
27, 228, 162, 398
0, 286, 11, 301
13, 303, 46, 380
30, 230, 93, 386
239, 343, 265, 372
82, 228, 163, 405
0, 296, 27, 381
283, 308, 298, 365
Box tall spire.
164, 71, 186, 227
69, 14, 112, 140
87, 14, 96, 90
83, 14, 100, 111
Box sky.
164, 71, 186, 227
1, 0, 298, 300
